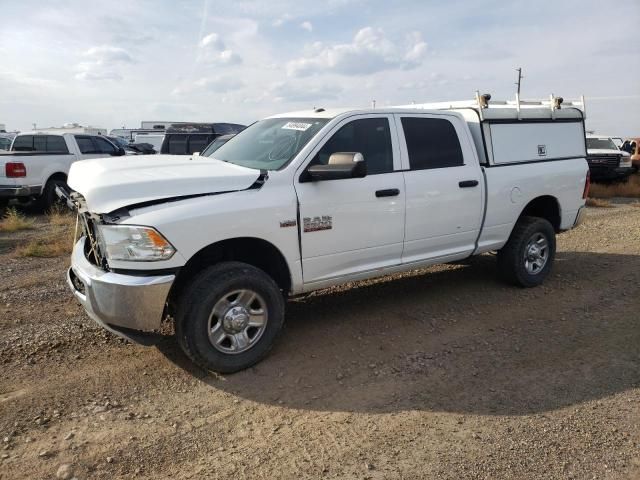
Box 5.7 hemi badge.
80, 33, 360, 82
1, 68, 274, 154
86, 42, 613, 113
303, 216, 332, 232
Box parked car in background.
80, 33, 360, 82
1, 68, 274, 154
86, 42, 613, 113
106, 135, 156, 155
63, 93, 589, 373
586, 135, 633, 182
620, 138, 640, 172
0, 134, 14, 151
200, 134, 236, 157
0, 132, 124, 209
110, 128, 164, 143
133, 133, 164, 153
160, 123, 245, 155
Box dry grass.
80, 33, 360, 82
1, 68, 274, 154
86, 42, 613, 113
585, 198, 614, 208
0, 207, 34, 232
14, 206, 76, 258
15, 235, 73, 258
589, 174, 640, 199
47, 204, 76, 227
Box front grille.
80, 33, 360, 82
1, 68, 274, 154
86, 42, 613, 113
587, 155, 619, 167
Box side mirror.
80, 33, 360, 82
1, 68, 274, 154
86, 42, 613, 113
192, 151, 201, 157
112, 147, 126, 156
306, 152, 367, 181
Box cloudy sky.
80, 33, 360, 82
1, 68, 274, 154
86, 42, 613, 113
1, 0, 639, 135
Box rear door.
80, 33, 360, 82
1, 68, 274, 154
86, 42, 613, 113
295, 114, 406, 285
396, 114, 483, 263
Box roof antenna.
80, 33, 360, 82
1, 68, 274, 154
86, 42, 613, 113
515, 67, 524, 120
515, 67, 524, 96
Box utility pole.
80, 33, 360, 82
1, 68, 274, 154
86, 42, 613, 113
515, 67, 523, 96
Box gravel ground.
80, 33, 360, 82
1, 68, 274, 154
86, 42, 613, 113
0, 205, 639, 479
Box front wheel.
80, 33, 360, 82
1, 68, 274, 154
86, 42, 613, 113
175, 262, 285, 373
497, 216, 556, 287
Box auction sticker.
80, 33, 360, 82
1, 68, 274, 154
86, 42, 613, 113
282, 122, 313, 131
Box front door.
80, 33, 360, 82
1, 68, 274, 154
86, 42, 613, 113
295, 115, 405, 286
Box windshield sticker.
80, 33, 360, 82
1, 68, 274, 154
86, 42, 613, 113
281, 122, 313, 131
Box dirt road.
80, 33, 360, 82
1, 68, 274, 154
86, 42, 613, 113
1, 205, 639, 479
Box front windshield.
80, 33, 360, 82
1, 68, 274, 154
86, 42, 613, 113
587, 138, 617, 150
211, 118, 329, 170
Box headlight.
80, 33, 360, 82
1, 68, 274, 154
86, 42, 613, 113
97, 225, 176, 262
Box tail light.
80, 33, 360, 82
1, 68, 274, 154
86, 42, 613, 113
582, 170, 590, 199
5, 162, 27, 178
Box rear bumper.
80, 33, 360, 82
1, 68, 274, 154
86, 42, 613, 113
67, 237, 175, 342
0, 184, 41, 198
573, 206, 587, 227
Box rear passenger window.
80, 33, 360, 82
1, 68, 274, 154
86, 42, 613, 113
313, 118, 394, 175
34, 136, 47, 151
12, 136, 34, 151
76, 136, 97, 154
401, 117, 464, 170
46, 136, 69, 153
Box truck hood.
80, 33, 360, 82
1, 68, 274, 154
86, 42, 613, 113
68, 154, 261, 213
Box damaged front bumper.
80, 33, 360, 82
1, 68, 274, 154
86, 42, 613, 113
67, 237, 175, 343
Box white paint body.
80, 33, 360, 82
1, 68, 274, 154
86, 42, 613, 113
67, 105, 589, 295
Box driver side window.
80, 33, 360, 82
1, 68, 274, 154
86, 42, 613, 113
313, 118, 394, 175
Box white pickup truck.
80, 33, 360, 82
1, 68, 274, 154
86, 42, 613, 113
0, 132, 125, 210
64, 94, 589, 373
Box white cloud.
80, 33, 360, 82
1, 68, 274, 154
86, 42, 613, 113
287, 27, 428, 77
272, 13, 293, 27
200, 33, 225, 50
75, 68, 123, 81
172, 75, 245, 96
83, 46, 134, 64
404, 32, 428, 63
196, 76, 245, 92
269, 81, 342, 103
300, 21, 313, 32
74, 45, 134, 81
198, 32, 242, 65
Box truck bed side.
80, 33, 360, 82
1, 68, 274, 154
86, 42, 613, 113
452, 108, 589, 253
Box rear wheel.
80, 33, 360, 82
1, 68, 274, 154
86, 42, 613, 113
175, 261, 285, 373
37, 178, 66, 211
0, 199, 8, 212
497, 216, 556, 287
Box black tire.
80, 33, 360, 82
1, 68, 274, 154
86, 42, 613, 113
497, 216, 556, 288
37, 178, 66, 211
175, 261, 285, 373
0, 199, 8, 212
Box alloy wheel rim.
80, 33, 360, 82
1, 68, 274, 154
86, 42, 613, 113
207, 289, 268, 354
523, 233, 549, 275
